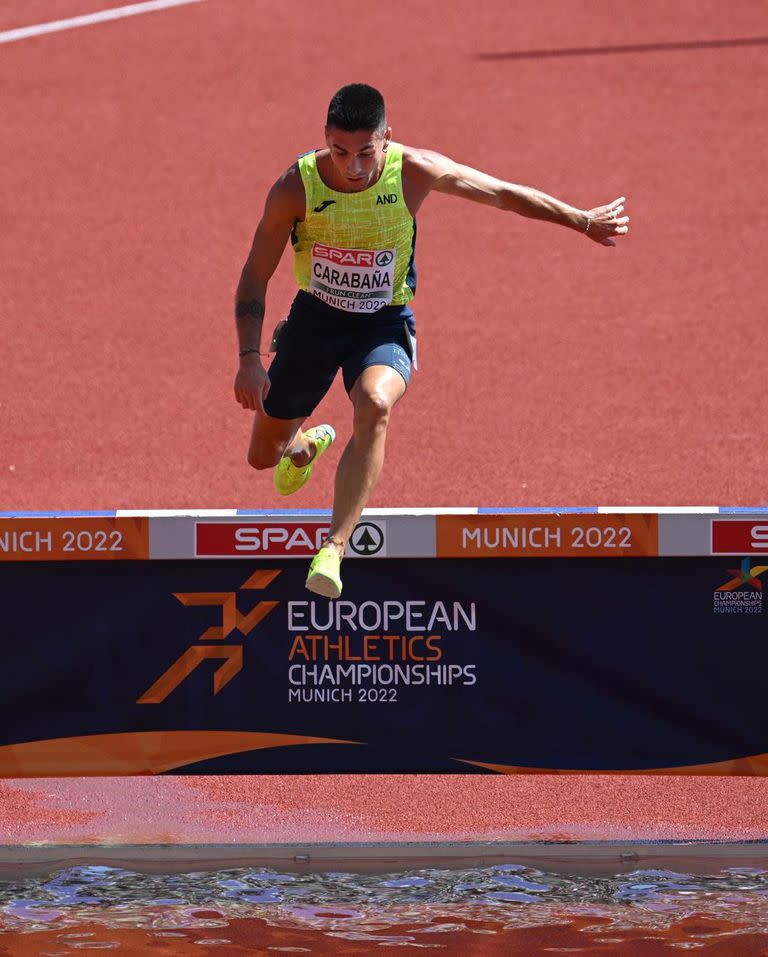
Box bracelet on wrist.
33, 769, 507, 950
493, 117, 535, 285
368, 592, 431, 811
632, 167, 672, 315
239, 348, 268, 358
583, 216, 592, 234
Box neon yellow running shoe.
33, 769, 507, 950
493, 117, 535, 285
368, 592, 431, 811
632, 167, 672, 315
274, 424, 336, 496
305, 544, 343, 599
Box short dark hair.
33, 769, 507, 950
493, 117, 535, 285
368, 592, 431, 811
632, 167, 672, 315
326, 84, 386, 133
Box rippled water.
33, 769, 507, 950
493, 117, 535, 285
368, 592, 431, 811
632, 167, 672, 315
3, 861, 768, 954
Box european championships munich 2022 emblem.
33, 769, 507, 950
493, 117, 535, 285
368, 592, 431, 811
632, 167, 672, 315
713, 559, 767, 614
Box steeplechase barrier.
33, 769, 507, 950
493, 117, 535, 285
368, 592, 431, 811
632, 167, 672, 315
1, 507, 767, 777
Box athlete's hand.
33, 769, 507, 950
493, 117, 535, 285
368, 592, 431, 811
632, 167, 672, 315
234, 357, 270, 413
584, 197, 630, 247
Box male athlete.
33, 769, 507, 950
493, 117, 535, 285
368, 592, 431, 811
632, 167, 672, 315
234, 84, 629, 599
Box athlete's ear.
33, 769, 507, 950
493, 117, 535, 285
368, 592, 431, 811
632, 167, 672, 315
382, 126, 392, 150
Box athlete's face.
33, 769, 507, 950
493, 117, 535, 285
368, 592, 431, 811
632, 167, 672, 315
325, 126, 392, 191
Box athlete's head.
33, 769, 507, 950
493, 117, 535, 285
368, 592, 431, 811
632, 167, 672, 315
325, 83, 392, 190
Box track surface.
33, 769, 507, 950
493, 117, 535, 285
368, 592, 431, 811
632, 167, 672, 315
2, 0, 767, 509
1, 2, 767, 852
2, 773, 767, 845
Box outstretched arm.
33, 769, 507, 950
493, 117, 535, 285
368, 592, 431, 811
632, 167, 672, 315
408, 149, 629, 247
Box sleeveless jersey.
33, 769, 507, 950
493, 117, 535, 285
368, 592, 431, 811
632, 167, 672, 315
292, 142, 416, 313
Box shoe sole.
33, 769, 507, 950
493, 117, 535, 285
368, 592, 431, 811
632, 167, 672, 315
310, 424, 336, 447
305, 572, 342, 600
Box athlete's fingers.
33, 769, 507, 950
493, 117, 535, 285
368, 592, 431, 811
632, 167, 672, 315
238, 389, 254, 411
248, 387, 264, 412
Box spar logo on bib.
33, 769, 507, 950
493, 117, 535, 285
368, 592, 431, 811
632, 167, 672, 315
310, 242, 396, 313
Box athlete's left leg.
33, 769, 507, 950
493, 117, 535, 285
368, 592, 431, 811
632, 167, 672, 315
325, 364, 406, 551
305, 328, 412, 597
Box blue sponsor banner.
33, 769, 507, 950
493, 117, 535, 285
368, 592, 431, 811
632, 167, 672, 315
0, 558, 766, 775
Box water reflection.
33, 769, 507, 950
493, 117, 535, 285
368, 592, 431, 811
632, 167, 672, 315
2, 862, 768, 953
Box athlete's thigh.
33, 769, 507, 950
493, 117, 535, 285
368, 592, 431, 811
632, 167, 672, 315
342, 321, 413, 397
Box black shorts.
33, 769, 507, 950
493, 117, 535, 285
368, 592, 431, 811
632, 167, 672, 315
263, 291, 416, 420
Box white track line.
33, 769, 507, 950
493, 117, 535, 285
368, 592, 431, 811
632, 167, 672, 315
0, 0, 206, 45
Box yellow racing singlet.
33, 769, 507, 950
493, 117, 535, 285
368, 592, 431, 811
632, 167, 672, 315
292, 142, 416, 313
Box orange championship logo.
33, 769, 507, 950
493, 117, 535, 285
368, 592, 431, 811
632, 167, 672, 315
137, 569, 281, 704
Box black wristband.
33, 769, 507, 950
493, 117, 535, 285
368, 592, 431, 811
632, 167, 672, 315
239, 347, 267, 358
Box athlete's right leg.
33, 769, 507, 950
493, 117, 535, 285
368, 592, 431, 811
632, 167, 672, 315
248, 297, 339, 472
246, 413, 308, 471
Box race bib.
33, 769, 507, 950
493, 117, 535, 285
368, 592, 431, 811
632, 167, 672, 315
310, 242, 396, 313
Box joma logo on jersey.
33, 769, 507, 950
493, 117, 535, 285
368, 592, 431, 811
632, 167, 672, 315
313, 243, 373, 267
376, 193, 398, 205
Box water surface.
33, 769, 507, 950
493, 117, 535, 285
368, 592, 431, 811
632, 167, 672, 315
3, 861, 768, 954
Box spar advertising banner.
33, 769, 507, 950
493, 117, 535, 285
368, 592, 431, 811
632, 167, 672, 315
1, 554, 768, 776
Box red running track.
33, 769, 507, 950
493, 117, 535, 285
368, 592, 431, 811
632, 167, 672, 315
1, 773, 767, 847
1, 1, 768, 849
1, 0, 767, 509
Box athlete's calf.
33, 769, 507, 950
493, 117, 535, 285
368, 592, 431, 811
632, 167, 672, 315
247, 415, 305, 471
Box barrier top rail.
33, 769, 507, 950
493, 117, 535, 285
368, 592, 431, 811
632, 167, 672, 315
1, 508, 768, 560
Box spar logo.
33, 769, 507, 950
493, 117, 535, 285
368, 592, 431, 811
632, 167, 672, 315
195, 520, 386, 558
137, 569, 281, 703
349, 522, 384, 556
313, 243, 373, 267
712, 559, 767, 614
711, 520, 768, 554
197, 521, 330, 557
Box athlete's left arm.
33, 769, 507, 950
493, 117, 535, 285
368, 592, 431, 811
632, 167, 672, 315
408, 149, 629, 248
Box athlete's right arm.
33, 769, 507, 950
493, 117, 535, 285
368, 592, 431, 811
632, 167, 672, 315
234, 165, 304, 413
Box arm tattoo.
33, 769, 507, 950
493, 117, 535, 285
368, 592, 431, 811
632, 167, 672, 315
235, 299, 265, 321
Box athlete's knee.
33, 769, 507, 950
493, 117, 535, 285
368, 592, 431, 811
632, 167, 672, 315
247, 443, 283, 471
353, 389, 394, 434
